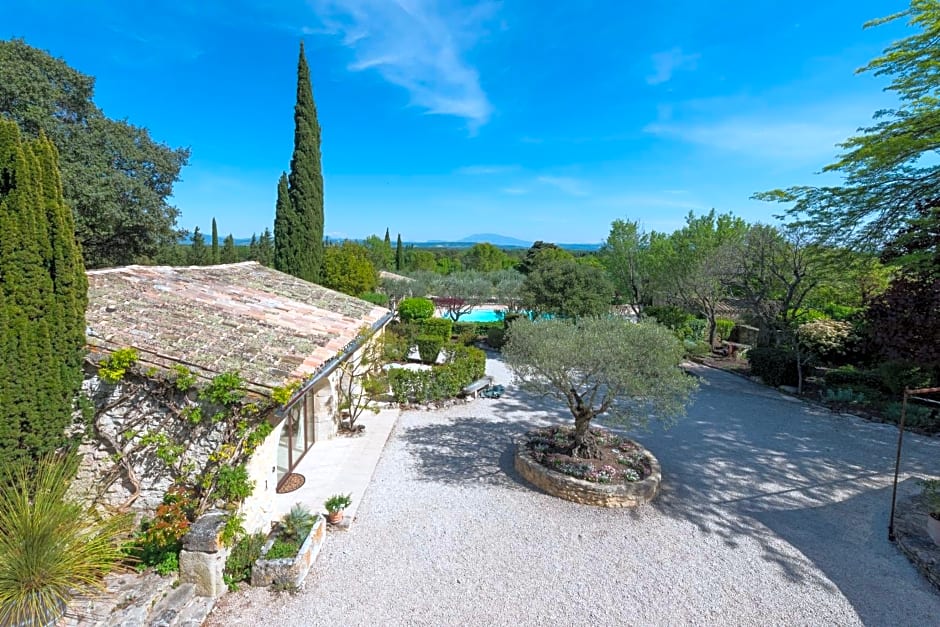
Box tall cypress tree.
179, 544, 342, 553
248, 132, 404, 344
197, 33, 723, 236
275, 42, 324, 282
189, 226, 208, 265
396, 233, 403, 271
211, 217, 220, 264
0, 120, 85, 467
273, 172, 292, 272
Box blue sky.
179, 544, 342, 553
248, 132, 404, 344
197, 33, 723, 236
4, 0, 910, 243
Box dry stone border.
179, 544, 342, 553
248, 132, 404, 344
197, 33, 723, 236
514, 437, 662, 507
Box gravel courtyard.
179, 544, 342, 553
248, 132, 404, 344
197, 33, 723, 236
208, 357, 940, 626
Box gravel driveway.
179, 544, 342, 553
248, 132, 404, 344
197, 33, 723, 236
208, 357, 940, 626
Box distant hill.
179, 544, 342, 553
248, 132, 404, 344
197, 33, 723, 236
459, 233, 533, 247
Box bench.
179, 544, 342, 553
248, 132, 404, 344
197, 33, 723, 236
720, 341, 750, 359
461, 376, 494, 398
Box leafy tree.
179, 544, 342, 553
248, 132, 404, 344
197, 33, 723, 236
504, 318, 697, 457
321, 241, 378, 296
256, 228, 274, 267
395, 233, 403, 271
431, 271, 492, 321
866, 276, 940, 382
600, 219, 650, 306
522, 258, 613, 318
0, 121, 86, 467
518, 241, 574, 275
211, 218, 220, 264
188, 226, 208, 265
221, 234, 237, 263
462, 242, 509, 272
490, 269, 526, 312
756, 1, 940, 256
406, 249, 438, 272
0, 39, 189, 268
337, 327, 386, 430
0, 454, 133, 625
363, 234, 394, 270
274, 43, 324, 282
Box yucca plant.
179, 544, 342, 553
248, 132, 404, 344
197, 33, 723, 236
0, 454, 133, 625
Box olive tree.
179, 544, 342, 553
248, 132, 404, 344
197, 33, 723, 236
503, 317, 697, 457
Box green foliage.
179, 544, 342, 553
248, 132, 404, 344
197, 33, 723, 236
0, 454, 133, 625
415, 335, 444, 364
200, 371, 245, 406
643, 305, 694, 330
462, 242, 510, 272
388, 345, 485, 403
823, 388, 868, 405
219, 513, 246, 548
419, 317, 453, 340
188, 226, 209, 265
272, 380, 301, 406
521, 258, 613, 318
823, 366, 884, 397
796, 319, 854, 361
132, 486, 194, 571
324, 493, 352, 514
265, 539, 301, 560
360, 291, 389, 306
180, 405, 203, 425
281, 504, 316, 542
98, 348, 139, 384
600, 219, 651, 305
884, 402, 938, 433
398, 297, 435, 322
682, 340, 712, 358
211, 218, 220, 264
715, 318, 735, 341
223, 532, 266, 590
214, 464, 254, 503
153, 552, 179, 577
274, 43, 324, 282
0, 39, 189, 268
244, 421, 274, 455
503, 318, 697, 444
921, 479, 940, 516
748, 347, 799, 387
172, 364, 198, 391
486, 326, 507, 349
221, 233, 237, 264
875, 360, 933, 396
139, 432, 184, 467
321, 241, 379, 296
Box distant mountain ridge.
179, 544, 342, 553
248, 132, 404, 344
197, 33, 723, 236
459, 233, 532, 247
179, 233, 601, 251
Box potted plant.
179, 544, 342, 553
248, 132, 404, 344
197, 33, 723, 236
922, 478, 940, 546
324, 493, 352, 525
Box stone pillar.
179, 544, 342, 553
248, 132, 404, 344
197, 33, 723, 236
180, 511, 230, 597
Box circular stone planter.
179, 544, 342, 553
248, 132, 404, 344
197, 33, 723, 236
514, 437, 662, 507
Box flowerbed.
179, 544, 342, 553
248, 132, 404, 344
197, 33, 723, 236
522, 426, 652, 484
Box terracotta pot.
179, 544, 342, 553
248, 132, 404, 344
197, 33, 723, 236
327, 510, 344, 525
928, 513, 940, 546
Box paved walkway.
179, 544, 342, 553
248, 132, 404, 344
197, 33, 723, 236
269, 407, 399, 522
208, 358, 940, 626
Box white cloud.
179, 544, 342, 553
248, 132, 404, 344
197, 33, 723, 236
455, 165, 519, 175
647, 47, 699, 85
536, 176, 589, 197
311, 0, 496, 130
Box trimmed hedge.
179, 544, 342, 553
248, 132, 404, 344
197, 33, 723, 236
748, 347, 798, 387
415, 335, 444, 364
389, 345, 486, 403
398, 297, 435, 322
419, 318, 453, 340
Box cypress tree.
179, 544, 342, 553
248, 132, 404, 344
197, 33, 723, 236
273, 172, 293, 272
0, 120, 85, 467
248, 233, 257, 260
259, 228, 274, 267
396, 233, 403, 271
211, 217, 220, 264
276, 42, 324, 282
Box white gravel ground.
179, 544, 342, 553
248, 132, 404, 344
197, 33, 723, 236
207, 355, 940, 626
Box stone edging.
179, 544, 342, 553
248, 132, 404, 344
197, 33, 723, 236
514, 437, 662, 507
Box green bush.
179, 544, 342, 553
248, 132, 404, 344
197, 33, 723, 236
683, 339, 711, 358
823, 387, 868, 404
415, 335, 444, 364
643, 305, 693, 330
883, 402, 939, 432
823, 366, 883, 393
453, 321, 503, 336
388, 345, 486, 403
223, 532, 266, 590
486, 327, 506, 349
748, 347, 798, 387
381, 332, 410, 362
715, 318, 735, 342
214, 464, 254, 503
875, 360, 933, 396
264, 539, 300, 560
677, 318, 708, 342
359, 292, 389, 306
820, 303, 860, 321
419, 317, 453, 340
397, 297, 434, 322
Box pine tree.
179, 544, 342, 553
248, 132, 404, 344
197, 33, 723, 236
221, 234, 237, 263
396, 233, 404, 271
0, 120, 85, 467
248, 233, 258, 260
189, 226, 208, 265
275, 42, 324, 282
258, 228, 274, 267
211, 217, 220, 264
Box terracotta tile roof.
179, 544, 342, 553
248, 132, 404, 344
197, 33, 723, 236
86, 262, 391, 391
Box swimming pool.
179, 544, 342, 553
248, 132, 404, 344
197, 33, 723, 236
445, 308, 507, 323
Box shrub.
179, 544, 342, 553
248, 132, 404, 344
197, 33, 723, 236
748, 347, 798, 387
823, 388, 868, 404
682, 340, 711, 358
223, 532, 266, 590
883, 402, 939, 432
820, 303, 860, 321
676, 318, 708, 342
797, 319, 853, 361
214, 464, 254, 503
381, 332, 410, 362
419, 317, 452, 340
643, 305, 693, 330
486, 327, 506, 349
98, 347, 139, 383
715, 318, 735, 342
359, 292, 389, 306
388, 345, 485, 403
397, 297, 434, 322
875, 359, 933, 396
823, 365, 883, 392
264, 539, 300, 560
415, 335, 444, 364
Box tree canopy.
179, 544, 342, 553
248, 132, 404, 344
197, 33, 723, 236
0, 39, 189, 268
321, 241, 378, 297
521, 258, 613, 318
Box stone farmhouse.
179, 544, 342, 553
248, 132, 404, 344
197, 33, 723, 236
78, 261, 391, 531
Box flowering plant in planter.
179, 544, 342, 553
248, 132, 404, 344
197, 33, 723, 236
324, 493, 352, 524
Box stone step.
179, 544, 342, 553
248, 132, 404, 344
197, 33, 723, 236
146, 582, 196, 627
173, 596, 215, 627
60, 571, 177, 627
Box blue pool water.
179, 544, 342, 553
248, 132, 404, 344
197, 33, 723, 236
449, 308, 506, 323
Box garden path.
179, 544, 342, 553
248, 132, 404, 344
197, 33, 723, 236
207, 356, 940, 626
